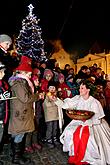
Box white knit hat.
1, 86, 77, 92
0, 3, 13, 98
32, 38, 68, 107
0, 34, 12, 44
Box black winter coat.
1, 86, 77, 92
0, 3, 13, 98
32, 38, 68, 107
0, 48, 20, 82
0, 82, 7, 121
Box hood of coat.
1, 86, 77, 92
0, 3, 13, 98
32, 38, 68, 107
8, 75, 24, 87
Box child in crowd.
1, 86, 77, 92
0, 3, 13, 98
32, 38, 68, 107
32, 68, 41, 78
0, 62, 10, 165
25, 75, 42, 153
40, 69, 54, 93
40, 69, 54, 139
43, 81, 64, 149
57, 73, 72, 127
8, 57, 43, 164
57, 73, 72, 99
66, 75, 79, 97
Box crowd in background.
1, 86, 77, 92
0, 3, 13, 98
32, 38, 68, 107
31, 60, 110, 124
0, 34, 110, 165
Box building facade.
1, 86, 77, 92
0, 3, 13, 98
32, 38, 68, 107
77, 52, 110, 74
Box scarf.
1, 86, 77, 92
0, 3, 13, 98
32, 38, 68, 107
17, 74, 36, 115
68, 125, 90, 165
17, 74, 34, 94
0, 45, 7, 53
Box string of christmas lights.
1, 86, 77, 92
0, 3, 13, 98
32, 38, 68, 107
16, 4, 48, 62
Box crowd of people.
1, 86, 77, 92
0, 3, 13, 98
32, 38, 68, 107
0, 34, 110, 165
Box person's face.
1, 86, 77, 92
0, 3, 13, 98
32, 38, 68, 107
24, 72, 32, 79
66, 66, 70, 70
93, 64, 97, 68
96, 69, 102, 75
0, 41, 11, 50
41, 63, 46, 69
59, 78, 64, 84
48, 86, 56, 93
82, 69, 87, 73
90, 76, 95, 83
79, 84, 90, 97
45, 74, 52, 81
68, 78, 73, 82
107, 81, 110, 88
69, 69, 74, 74
34, 78, 39, 87
0, 69, 5, 79
97, 85, 103, 92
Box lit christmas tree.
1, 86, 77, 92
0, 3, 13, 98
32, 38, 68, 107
16, 4, 47, 62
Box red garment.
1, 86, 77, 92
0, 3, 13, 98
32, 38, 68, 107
68, 125, 90, 165
58, 82, 72, 99
40, 78, 49, 93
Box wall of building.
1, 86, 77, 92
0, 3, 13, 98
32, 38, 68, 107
51, 48, 75, 69
77, 53, 110, 74
51, 44, 110, 75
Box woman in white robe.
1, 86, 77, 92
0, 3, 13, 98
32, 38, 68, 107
60, 80, 110, 165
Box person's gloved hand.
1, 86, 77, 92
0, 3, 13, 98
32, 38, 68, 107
0, 91, 10, 99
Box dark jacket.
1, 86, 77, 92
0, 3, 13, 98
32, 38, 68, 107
0, 48, 20, 82
0, 80, 7, 122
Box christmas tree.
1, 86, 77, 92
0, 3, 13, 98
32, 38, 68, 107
16, 4, 47, 62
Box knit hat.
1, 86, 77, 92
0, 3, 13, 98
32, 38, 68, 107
0, 62, 5, 70
58, 73, 64, 80
15, 63, 32, 72
0, 34, 12, 44
43, 69, 53, 78
20, 56, 32, 65
31, 75, 38, 81
48, 80, 57, 88
33, 68, 40, 75
66, 75, 74, 81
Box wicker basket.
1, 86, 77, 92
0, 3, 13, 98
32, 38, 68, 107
66, 109, 95, 120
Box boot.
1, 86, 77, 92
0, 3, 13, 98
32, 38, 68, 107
53, 136, 60, 146
0, 160, 3, 165
12, 142, 30, 165
46, 139, 55, 149
0, 142, 3, 155
25, 146, 34, 154
32, 143, 42, 151
10, 137, 14, 157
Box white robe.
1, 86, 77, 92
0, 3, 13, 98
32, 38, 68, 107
60, 95, 110, 165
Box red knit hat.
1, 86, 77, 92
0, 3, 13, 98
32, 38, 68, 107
20, 56, 32, 65
43, 69, 53, 78
31, 75, 38, 81
33, 68, 40, 75
15, 63, 32, 72
58, 73, 64, 80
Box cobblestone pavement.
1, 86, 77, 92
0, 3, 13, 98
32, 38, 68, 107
0, 143, 68, 165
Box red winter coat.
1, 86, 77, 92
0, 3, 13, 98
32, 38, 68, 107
58, 82, 72, 99
40, 78, 49, 93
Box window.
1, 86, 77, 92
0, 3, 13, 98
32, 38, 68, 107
89, 57, 91, 61
98, 63, 101, 67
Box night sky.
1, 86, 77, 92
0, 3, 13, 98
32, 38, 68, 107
0, 0, 110, 57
